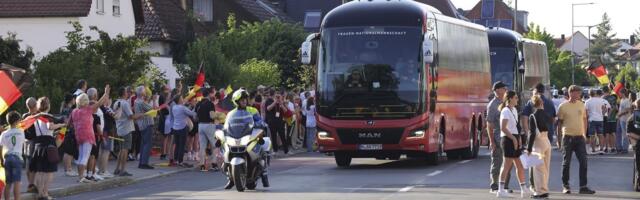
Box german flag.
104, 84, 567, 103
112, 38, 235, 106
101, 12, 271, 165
585, 61, 610, 85
185, 63, 205, 100
0, 63, 31, 115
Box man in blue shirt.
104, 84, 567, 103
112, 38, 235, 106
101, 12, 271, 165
521, 83, 557, 145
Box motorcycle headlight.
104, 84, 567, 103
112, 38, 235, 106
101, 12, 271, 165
408, 130, 425, 138
226, 136, 238, 146
240, 135, 252, 145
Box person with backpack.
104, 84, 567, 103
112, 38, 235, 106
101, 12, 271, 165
626, 99, 640, 191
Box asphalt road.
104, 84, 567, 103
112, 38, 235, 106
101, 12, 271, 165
62, 148, 639, 200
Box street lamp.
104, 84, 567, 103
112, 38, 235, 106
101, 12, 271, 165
571, 2, 595, 85
575, 23, 603, 66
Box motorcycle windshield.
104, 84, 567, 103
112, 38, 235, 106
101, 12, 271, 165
224, 110, 255, 139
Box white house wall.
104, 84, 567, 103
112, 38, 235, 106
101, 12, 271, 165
0, 17, 79, 58
0, 0, 135, 58
79, 0, 135, 40
140, 41, 172, 57
559, 32, 589, 56
150, 56, 179, 88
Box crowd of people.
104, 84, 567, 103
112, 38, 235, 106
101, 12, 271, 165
0, 79, 317, 200
487, 81, 640, 199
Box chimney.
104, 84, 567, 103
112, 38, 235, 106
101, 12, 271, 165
631, 35, 636, 46
561, 34, 565, 41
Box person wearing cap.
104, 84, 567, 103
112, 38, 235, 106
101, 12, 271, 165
521, 83, 557, 149
557, 85, 596, 194
487, 81, 512, 193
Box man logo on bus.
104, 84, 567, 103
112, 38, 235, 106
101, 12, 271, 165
359, 132, 382, 138
366, 120, 375, 126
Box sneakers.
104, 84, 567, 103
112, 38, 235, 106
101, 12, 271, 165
79, 177, 95, 183
119, 171, 133, 177
531, 193, 549, 199
98, 172, 115, 178
65, 170, 79, 177
562, 186, 571, 194
178, 163, 193, 168
138, 164, 155, 169
92, 174, 104, 181
187, 152, 193, 161
579, 187, 596, 194
489, 189, 498, 194
27, 184, 38, 193
496, 190, 511, 198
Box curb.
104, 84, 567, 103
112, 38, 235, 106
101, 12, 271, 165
21, 167, 194, 200
21, 149, 306, 199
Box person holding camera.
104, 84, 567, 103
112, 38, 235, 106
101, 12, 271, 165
266, 89, 290, 155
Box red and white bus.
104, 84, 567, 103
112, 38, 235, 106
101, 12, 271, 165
300, 0, 491, 167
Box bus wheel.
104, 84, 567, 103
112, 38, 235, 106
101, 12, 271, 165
463, 118, 479, 159
335, 152, 352, 167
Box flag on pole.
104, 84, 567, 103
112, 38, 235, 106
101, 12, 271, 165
613, 79, 625, 96
185, 63, 205, 100
0, 63, 32, 115
584, 61, 610, 85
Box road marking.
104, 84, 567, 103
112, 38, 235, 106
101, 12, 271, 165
398, 185, 415, 192
458, 160, 471, 164
427, 170, 443, 177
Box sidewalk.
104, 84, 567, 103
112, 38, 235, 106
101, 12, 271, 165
18, 148, 306, 200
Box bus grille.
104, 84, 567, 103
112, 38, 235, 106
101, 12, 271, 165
336, 128, 404, 144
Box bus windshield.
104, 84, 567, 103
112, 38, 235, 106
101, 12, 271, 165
317, 26, 423, 119
490, 47, 516, 87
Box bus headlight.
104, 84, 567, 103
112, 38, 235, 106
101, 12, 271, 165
408, 130, 425, 138
317, 131, 331, 139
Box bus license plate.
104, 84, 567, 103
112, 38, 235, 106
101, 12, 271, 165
358, 144, 382, 150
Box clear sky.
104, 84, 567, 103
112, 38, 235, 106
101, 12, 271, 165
450, 0, 639, 40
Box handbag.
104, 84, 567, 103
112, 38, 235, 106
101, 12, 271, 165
46, 145, 60, 163
35, 119, 61, 163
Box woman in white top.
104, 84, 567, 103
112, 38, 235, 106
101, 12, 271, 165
496, 91, 528, 198
32, 97, 66, 200
303, 97, 317, 152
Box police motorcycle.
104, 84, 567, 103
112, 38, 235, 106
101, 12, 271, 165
216, 89, 272, 192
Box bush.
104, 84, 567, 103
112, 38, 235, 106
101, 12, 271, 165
234, 59, 280, 91
32, 22, 152, 109
183, 14, 306, 89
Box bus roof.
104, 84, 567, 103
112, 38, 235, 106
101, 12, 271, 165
322, 0, 441, 28
487, 27, 522, 48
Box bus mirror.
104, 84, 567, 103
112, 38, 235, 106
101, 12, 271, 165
301, 41, 312, 65
422, 38, 434, 64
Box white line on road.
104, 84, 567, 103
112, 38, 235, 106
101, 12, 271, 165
427, 170, 443, 177
458, 160, 472, 164
398, 186, 415, 192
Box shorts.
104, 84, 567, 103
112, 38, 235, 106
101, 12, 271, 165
501, 135, 523, 158
163, 117, 172, 135
587, 121, 604, 136
101, 138, 113, 151
4, 154, 22, 183
120, 132, 133, 150
605, 121, 617, 134
91, 144, 99, 157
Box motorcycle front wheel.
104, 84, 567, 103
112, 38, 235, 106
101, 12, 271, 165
232, 165, 246, 192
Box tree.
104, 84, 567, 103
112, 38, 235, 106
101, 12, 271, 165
234, 59, 280, 91
524, 23, 592, 88
33, 22, 152, 108
615, 62, 640, 91
183, 14, 306, 89
589, 13, 618, 66
0, 33, 34, 71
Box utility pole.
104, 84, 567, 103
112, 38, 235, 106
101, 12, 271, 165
513, 0, 518, 32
